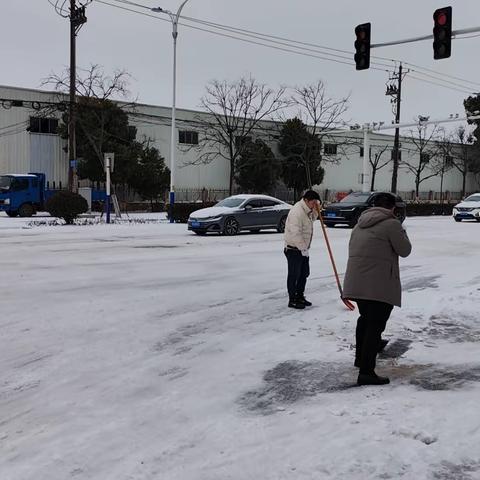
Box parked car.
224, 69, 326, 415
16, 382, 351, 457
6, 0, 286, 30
322, 191, 406, 228
187, 194, 291, 235
453, 193, 480, 222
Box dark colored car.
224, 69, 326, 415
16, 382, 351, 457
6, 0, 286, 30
322, 192, 406, 228
187, 194, 291, 235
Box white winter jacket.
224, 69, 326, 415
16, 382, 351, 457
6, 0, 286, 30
284, 200, 318, 251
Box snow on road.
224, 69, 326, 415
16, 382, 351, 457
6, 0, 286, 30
1, 214, 480, 479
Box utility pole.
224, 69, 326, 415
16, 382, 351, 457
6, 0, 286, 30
386, 63, 406, 193
68, 1, 87, 192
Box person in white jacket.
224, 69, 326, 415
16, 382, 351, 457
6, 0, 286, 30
284, 190, 321, 309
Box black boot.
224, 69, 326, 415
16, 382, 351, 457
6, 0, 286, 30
378, 338, 389, 352
357, 372, 390, 386
297, 294, 312, 307
355, 339, 389, 368
288, 296, 305, 309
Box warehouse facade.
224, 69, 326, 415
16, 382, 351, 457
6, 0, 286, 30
0, 84, 477, 201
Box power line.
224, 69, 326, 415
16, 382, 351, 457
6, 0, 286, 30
97, 0, 480, 94
408, 74, 475, 95
401, 62, 480, 90
93, 0, 392, 73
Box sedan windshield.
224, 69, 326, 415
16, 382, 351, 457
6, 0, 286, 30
0, 176, 11, 191
464, 195, 480, 202
216, 197, 246, 208
340, 192, 371, 204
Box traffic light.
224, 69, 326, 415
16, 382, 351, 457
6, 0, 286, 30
354, 23, 371, 70
433, 6, 452, 60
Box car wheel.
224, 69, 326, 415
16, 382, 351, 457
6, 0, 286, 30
476, 218, 480, 223
223, 217, 240, 236
18, 203, 34, 217
6, 210, 18, 217
277, 215, 287, 233
454, 217, 462, 222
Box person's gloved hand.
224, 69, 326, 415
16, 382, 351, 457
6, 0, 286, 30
301, 249, 309, 257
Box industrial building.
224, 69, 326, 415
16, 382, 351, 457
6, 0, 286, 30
0, 84, 477, 201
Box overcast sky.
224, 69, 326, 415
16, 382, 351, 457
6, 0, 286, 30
3, 0, 480, 132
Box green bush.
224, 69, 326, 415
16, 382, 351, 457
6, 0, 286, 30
45, 190, 89, 224
166, 202, 216, 223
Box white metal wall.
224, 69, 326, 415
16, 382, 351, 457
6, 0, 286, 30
1, 85, 478, 195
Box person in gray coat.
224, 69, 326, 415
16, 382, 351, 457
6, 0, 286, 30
343, 193, 412, 386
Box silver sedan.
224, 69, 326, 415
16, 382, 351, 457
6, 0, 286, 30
188, 194, 291, 235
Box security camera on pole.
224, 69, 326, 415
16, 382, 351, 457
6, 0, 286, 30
104, 153, 114, 224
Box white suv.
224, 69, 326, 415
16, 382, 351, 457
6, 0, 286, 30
453, 193, 480, 222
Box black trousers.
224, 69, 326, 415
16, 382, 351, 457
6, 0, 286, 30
355, 299, 393, 374
284, 248, 310, 299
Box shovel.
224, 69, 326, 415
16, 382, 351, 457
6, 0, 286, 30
315, 204, 356, 311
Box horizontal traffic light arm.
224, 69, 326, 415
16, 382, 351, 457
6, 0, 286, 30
371, 25, 480, 49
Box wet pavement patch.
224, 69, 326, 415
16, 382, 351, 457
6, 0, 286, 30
433, 460, 480, 480
238, 359, 480, 414
427, 314, 480, 343
379, 339, 413, 359
403, 275, 441, 292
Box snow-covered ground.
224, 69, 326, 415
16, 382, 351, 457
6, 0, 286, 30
1, 213, 480, 480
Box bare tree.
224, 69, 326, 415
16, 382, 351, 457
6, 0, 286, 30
290, 80, 350, 164
432, 128, 455, 204
369, 144, 391, 191
43, 64, 132, 101
403, 123, 441, 198
192, 77, 288, 194
450, 125, 474, 197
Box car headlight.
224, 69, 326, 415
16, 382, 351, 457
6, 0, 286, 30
195, 216, 221, 222
4, 198, 10, 205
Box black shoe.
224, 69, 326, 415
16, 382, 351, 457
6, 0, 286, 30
297, 295, 312, 307
378, 339, 389, 353
288, 298, 305, 309
357, 373, 390, 386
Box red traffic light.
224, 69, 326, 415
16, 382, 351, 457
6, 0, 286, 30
433, 6, 452, 60
436, 12, 448, 26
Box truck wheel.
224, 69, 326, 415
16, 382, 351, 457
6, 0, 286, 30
18, 203, 34, 217
6, 210, 18, 218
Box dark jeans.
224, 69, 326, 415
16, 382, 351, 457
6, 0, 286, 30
284, 248, 310, 299
355, 299, 393, 374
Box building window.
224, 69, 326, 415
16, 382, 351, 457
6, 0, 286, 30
360, 147, 372, 157
390, 150, 402, 160
179, 130, 198, 145
324, 143, 337, 155
29, 117, 58, 134
420, 152, 430, 164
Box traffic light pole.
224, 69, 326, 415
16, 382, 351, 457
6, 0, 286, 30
391, 63, 403, 194
69, 0, 77, 192
371, 25, 480, 49
362, 125, 371, 193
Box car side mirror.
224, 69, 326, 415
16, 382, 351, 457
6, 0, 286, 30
244, 204, 253, 210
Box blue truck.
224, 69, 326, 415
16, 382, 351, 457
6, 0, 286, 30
0, 172, 106, 217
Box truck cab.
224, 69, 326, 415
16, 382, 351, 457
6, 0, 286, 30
0, 173, 46, 217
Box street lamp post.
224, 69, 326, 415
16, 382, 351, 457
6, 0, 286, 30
152, 1, 191, 223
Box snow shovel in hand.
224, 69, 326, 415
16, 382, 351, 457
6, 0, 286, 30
315, 204, 356, 311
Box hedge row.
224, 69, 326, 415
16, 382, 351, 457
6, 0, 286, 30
406, 203, 454, 216
166, 202, 217, 223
